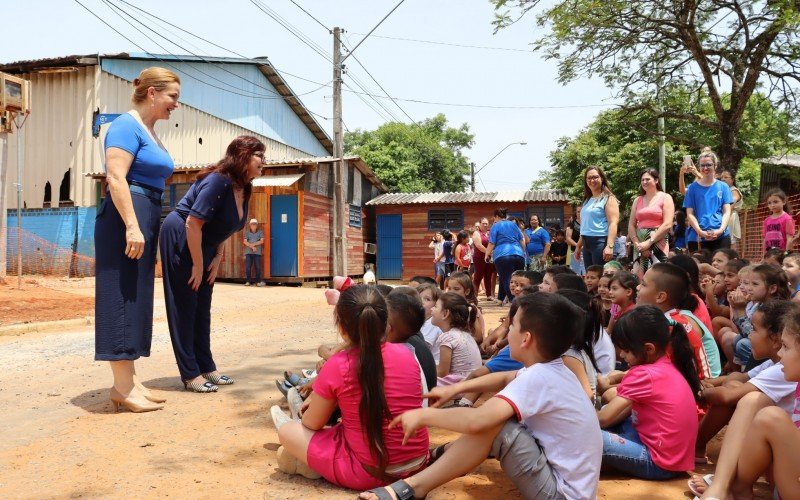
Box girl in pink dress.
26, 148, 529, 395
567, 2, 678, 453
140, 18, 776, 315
763, 189, 795, 252
271, 285, 429, 490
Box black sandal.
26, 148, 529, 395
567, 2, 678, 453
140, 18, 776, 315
363, 479, 416, 500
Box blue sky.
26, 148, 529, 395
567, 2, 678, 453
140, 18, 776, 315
1, 0, 616, 191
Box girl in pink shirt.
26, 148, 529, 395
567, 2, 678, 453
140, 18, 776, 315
271, 285, 429, 490
763, 189, 795, 252
597, 305, 701, 479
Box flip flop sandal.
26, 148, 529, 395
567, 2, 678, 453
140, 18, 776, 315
364, 479, 416, 500
428, 443, 448, 465
688, 473, 713, 497
301, 369, 317, 378
275, 379, 292, 396
284, 371, 303, 386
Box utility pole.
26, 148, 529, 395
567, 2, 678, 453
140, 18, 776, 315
0, 131, 7, 284
658, 114, 666, 190
332, 27, 347, 277
470, 162, 476, 192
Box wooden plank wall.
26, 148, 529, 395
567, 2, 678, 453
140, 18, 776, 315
303, 192, 333, 277
374, 202, 573, 281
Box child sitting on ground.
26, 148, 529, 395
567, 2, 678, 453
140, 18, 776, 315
537, 265, 575, 292
783, 252, 800, 302
694, 299, 797, 464
416, 283, 442, 355
598, 274, 613, 328
692, 301, 800, 499
711, 259, 747, 343
720, 264, 790, 371
359, 293, 602, 500
606, 270, 639, 334
270, 285, 429, 489
432, 292, 482, 389
480, 270, 536, 355
386, 287, 438, 393
446, 271, 485, 344
584, 265, 603, 296
763, 248, 786, 267
598, 305, 702, 479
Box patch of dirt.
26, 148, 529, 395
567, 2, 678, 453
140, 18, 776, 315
0, 280, 773, 498
0, 277, 94, 326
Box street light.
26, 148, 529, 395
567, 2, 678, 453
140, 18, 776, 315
470, 141, 527, 192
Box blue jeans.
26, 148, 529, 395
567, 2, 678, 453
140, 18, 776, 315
495, 255, 526, 302
569, 248, 585, 275
245, 254, 262, 283
601, 417, 679, 480
582, 235, 607, 268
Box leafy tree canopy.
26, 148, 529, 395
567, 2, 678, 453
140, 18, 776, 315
492, 0, 800, 174
344, 114, 474, 193
534, 90, 796, 213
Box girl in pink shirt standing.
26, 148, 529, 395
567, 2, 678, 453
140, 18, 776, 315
597, 305, 701, 479
763, 189, 795, 252
270, 285, 429, 490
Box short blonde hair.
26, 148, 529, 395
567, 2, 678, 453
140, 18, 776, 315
131, 67, 180, 104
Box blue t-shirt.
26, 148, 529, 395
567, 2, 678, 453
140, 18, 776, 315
442, 240, 454, 264
683, 180, 734, 237
489, 220, 525, 260
175, 172, 249, 250
525, 226, 551, 256
104, 113, 174, 191
581, 195, 610, 237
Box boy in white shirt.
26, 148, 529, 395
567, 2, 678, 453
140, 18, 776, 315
359, 293, 602, 500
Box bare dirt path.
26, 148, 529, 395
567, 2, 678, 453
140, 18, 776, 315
0, 281, 768, 498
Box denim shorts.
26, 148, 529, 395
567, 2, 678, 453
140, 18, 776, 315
434, 262, 446, 277
601, 417, 679, 480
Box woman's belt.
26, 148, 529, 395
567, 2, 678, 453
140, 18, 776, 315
128, 181, 163, 202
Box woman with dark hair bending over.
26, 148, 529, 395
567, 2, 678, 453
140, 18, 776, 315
160, 135, 264, 392
484, 208, 526, 305
575, 166, 620, 267
270, 284, 429, 490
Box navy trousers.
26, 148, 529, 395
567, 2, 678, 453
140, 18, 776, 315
159, 212, 217, 381
95, 187, 162, 361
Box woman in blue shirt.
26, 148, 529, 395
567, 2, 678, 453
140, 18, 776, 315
682, 148, 734, 253
485, 208, 526, 304
160, 136, 265, 393
524, 214, 551, 271
575, 166, 620, 268
95, 67, 180, 413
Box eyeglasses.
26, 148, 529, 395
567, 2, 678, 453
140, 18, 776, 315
586, 175, 601, 181
699, 163, 714, 169
253, 152, 265, 160
641, 178, 654, 183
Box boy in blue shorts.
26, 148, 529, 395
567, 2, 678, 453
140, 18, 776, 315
359, 293, 602, 500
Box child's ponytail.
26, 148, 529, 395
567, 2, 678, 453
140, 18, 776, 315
335, 285, 391, 472
439, 292, 476, 332
665, 318, 702, 402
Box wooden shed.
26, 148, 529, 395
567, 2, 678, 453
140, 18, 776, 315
365, 190, 571, 281
90, 155, 387, 283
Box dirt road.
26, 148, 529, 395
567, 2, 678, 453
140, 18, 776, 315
0, 280, 766, 498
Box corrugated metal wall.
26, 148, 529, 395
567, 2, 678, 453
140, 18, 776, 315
101, 58, 330, 157
4, 66, 320, 209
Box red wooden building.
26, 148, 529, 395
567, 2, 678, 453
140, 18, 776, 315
90, 155, 386, 283
365, 190, 571, 281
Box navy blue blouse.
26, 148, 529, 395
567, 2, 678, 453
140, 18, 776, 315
176, 172, 249, 249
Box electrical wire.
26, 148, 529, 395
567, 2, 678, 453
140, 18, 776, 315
341, 0, 406, 63
350, 32, 535, 53
286, 0, 329, 32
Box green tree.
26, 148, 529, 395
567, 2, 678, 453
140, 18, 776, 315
492, 0, 800, 175
344, 114, 474, 193
536, 91, 794, 213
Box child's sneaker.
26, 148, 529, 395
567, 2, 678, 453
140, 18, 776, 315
256, 282, 265, 287
244, 282, 251, 286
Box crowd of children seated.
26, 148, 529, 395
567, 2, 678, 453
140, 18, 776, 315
266, 193, 800, 500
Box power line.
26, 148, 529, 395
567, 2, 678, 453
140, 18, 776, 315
286, 0, 329, 31
341, 0, 406, 63
342, 40, 416, 123
350, 32, 534, 53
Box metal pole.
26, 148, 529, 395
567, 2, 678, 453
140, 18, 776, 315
332, 27, 347, 277
470, 162, 476, 192
658, 115, 666, 190
15, 116, 22, 289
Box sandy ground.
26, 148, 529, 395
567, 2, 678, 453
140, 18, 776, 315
0, 279, 771, 499
0, 277, 95, 325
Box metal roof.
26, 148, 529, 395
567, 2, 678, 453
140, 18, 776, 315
365, 190, 570, 206
252, 173, 305, 187
0, 52, 333, 154
85, 155, 388, 192
760, 154, 800, 168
